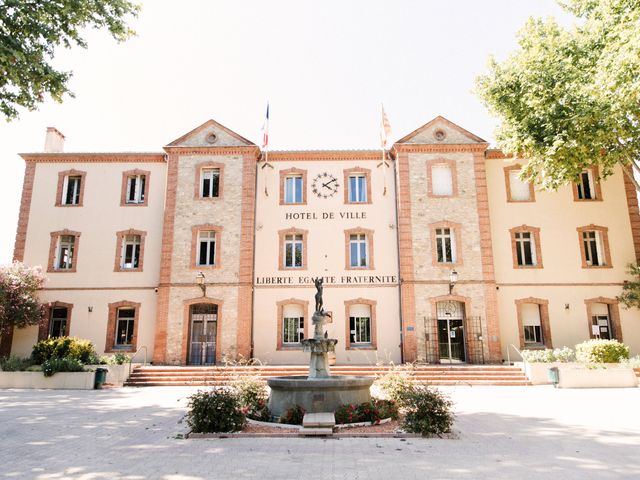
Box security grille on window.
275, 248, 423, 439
284, 234, 303, 268
348, 174, 367, 203
515, 231, 536, 266
62, 176, 82, 205
201, 168, 220, 198
55, 235, 75, 270
282, 316, 304, 344
121, 235, 141, 269
115, 308, 135, 347
431, 165, 453, 196
583, 231, 604, 266
349, 234, 368, 267
284, 176, 303, 204
49, 307, 68, 338
126, 174, 146, 204
509, 170, 531, 201
349, 315, 371, 344
577, 170, 596, 200
522, 303, 543, 345
198, 231, 216, 266
435, 228, 456, 263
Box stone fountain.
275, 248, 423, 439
267, 278, 374, 417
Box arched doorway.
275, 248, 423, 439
188, 303, 218, 365
437, 300, 466, 363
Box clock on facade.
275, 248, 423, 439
311, 172, 339, 198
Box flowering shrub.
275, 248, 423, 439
334, 399, 399, 424
521, 349, 555, 363
42, 357, 84, 377
553, 346, 576, 363
575, 339, 629, 364
0, 262, 46, 333
402, 386, 454, 436
281, 405, 305, 425
376, 369, 414, 404
0, 355, 33, 371
187, 389, 246, 433
233, 375, 271, 421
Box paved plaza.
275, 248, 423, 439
1, 385, 639, 479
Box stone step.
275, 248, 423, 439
298, 427, 334, 436
302, 412, 336, 428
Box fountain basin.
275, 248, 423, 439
267, 375, 374, 417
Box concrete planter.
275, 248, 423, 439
0, 371, 95, 390
556, 365, 638, 389
518, 362, 561, 385
86, 364, 132, 386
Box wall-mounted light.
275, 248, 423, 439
565, 304, 570, 310
449, 270, 458, 295
196, 271, 206, 297
88, 306, 93, 313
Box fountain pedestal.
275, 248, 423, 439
302, 312, 338, 378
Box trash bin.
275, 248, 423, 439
547, 367, 559, 385
94, 367, 108, 389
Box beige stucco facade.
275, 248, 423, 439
4, 117, 639, 365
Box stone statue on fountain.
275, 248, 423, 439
302, 277, 338, 378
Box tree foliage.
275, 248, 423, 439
0, 0, 140, 120
476, 0, 640, 191
618, 263, 640, 308
0, 262, 46, 333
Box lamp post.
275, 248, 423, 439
196, 271, 206, 297
448, 270, 458, 295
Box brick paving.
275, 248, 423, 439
0, 386, 639, 479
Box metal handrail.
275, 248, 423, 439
506, 343, 525, 366
128, 345, 148, 376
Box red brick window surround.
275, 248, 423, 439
584, 297, 622, 342
38, 301, 73, 341
194, 161, 225, 200
504, 164, 535, 202
105, 301, 140, 353
48, 229, 81, 273
121, 169, 150, 206
344, 167, 372, 204
429, 221, 463, 267
576, 225, 612, 268
427, 159, 458, 197
190, 224, 223, 269
114, 229, 147, 272
573, 167, 603, 202
344, 298, 377, 350
515, 298, 552, 349
55, 169, 86, 207
276, 299, 310, 350
509, 225, 543, 268
280, 168, 308, 205
278, 227, 308, 270
344, 227, 374, 270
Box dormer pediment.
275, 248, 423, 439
395, 116, 486, 145
166, 119, 255, 148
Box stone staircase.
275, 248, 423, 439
124, 364, 531, 387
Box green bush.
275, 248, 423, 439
376, 369, 414, 404
334, 403, 359, 424
0, 355, 33, 371
281, 405, 305, 425
402, 386, 454, 436
112, 352, 130, 365
575, 339, 630, 364
373, 398, 399, 421
233, 375, 271, 421
31, 337, 98, 364
42, 357, 85, 377
186, 389, 246, 433
521, 349, 555, 363
334, 399, 399, 424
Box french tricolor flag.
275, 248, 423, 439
261, 102, 269, 150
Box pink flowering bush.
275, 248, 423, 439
0, 262, 46, 334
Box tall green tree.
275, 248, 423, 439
618, 263, 640, 308
0, 262, 46, 334
0, 0, 140, 120
476, 0, 640, 191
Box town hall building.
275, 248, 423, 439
3, 116, 639, 365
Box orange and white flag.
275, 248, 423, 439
380, 104, 392, 148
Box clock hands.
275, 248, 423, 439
322, 178, 337, 188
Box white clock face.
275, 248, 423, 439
311, 172, 339, 198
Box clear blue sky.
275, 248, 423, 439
0, 0, 575, 264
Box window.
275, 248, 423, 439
115, 308, 135, 347
522, 304, 543, 345
285, 175, 303, 204
349, 234, 367, 267
276, 300, 308, 350
345, 299, 377, 349
191, 225, 222, 269
49, 307, 68, 338
283, 316, 304, 344
121, 235, 141, 269
343, 167, 371, 204
515, 232, 536, 266
435, 228, 455, 264
348, 174, 367, 203
284, 234, 303, 268
55, 235, 76, 270
198, 231, 216, 266
431, 165, 453, 196
125, 173, 146, 204
350, 315, 371, 344
56, 170, 86, 206
577, 225, 611, 268
585, 298, 621, 341
573, 168, 602, 201
504, 164, 534, 202
201, 168, 220, 198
